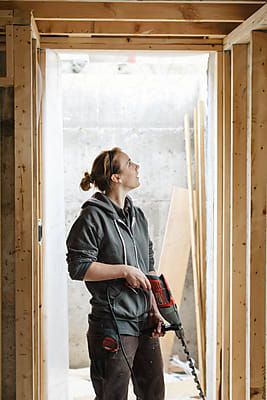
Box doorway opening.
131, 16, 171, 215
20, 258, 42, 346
42, 49, 218, 400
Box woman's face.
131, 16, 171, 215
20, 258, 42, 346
115, 151, 140, 191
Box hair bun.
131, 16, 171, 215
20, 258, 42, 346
80, 171, 93, 191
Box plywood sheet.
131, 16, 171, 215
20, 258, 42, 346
158, 187, 191, 370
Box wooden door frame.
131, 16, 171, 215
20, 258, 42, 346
36, 42, 224, 400
1, 10, 225, 400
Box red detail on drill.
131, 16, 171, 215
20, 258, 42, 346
148, 277, 175, 308
102, 337, 119, 353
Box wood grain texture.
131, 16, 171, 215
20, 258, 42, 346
221, 49, 231, 400
249, 30, 267, 400
231, 43, 248, 400
40, 35, 223, 50
14, 25, 34, 400
36, 20, 239, 36
158, 187, 191, 370
0, 1, 263, 22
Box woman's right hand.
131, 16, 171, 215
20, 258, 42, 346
124, 266, 151, 291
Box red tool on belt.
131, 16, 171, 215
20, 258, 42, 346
147, 274, 206, 400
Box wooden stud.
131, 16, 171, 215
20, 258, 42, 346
184, 113, 205, 390
0, 55, 16, 399
39, 48, 46, 400
36, 20, 239, 37
197, 99, 207, 325
216, 50, 224, 400
14, 24, 34, 400
40, 36, 223, 51
224, 3, 267, 49
193, 106, 201, 296
32, 37, 41, 400
221, 49, 231, 400
231, 43, 248, 400
249, 30, 267, 400
195, 100, 207, 393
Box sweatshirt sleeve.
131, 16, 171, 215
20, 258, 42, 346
66, 213, 102, 281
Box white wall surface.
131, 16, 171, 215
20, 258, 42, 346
42, 50, 69, 400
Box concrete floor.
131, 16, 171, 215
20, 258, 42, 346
68, 368, 199, 400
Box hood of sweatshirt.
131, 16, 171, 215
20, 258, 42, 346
80, 191, 135, 221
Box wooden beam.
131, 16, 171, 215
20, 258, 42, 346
38, 48, 46, 400
184, 113, 205, 390
216, 50, 224, 400
221, 49, 231, 400
0, 2, 263, 22
14, 24, 34, 400
40, 36, 223, 50
0, 61, 16, 399
230, 43, 248, 400
197, 100, 207, 339
249, 30, 267, 400
0, 9, 13, 25
224, 3, 267, 49
36, 20, 239, 37
0, 77, 13, 86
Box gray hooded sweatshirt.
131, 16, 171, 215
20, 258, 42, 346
66, 192, 155, 335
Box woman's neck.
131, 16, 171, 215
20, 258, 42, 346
106, 189, 128, 209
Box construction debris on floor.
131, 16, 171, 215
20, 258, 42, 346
68, 367, 199, 400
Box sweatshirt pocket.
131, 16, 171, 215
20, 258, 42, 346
112, 286, 150, 319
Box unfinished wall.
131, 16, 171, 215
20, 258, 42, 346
0, 52, 16, 400
62, 52, 209, 368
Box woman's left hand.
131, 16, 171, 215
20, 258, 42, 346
149, 311, 165, 338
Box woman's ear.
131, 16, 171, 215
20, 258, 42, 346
111, 174, 121, 184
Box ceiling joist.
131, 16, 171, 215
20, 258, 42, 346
0, 1, 263, 22
36, 20, 239, 36
40, 35, 223, 50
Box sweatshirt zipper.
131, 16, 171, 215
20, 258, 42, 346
114, 220, 127, 265
115, 218, 141, 270
114, 219, 139, 295
115, 218, 149, 311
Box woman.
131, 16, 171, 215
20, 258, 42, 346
66, 147, 165, 400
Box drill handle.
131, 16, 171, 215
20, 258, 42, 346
142, 322, 183, 336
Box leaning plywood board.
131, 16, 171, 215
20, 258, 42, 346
158, 187, 191, 370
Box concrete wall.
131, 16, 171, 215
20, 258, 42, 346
62, 52, 209, 368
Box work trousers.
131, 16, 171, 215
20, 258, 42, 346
87, 329, 165, 400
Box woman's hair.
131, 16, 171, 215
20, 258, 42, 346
80, 147, 122, 192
